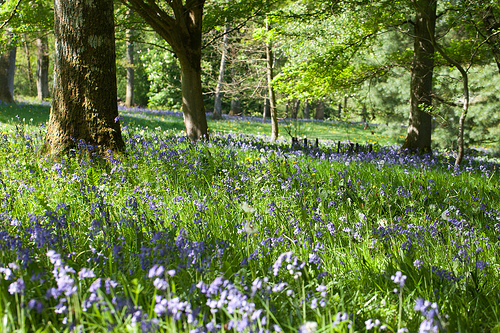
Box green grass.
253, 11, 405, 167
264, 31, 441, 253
0, 102, 401, 146
0, 101, 498, 333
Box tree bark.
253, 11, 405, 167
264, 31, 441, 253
0, 51, 14, 103
315, 100, 325, 120
213, 25, 229, 120
303, 98, 310, 119
125, 10, 135, 107
291, 98, 300, 119
43, 0, 125, 156
24, 38, 34, 94
36, 36, 50, 100
265, 17, 278, 141
7, 47, 16, 99
401, 0, 436, 154
230, 98, 241, 115
180, 61, 208, 140
125, 0, 208, 141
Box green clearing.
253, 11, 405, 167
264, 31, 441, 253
0, 102, 402, 146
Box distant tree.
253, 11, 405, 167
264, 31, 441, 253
0, 49, 15, 103
121, 0, 272, 140
124, 10, 135, 107
213, 25, 229, 120
36, 36, 49, 100
43, 0, 125, 156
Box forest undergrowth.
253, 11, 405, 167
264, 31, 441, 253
0, 109, 499, 332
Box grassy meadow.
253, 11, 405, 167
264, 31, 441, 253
0, 101, 499, 332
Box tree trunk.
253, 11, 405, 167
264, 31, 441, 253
24, 38, 34, 95
43, 0, 125, 156
401, 0, 436, 153
291, 98, 300, 119
265, 17, 278, 141
213, 26, 229, 120
125, 16, 135, 107
427, 13, 470, 167
303, 98, 310, 119
36, 36, 50, 100
230, 99, 240, 115
179, 60, 208, 140
315, 100, 325, 120
7, 47, 16, 99
0, 51, 14, 103
126, 0, 208, 141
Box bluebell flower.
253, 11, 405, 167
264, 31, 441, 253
8, 278, 25, 294
27, 299, 43, 313
148, 264, 165, 278
78, 268, 96, 280
391, 271, 407, 288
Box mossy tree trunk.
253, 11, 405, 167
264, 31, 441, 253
43, 0, 125, 157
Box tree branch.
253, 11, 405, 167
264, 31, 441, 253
0, 0, 22, 30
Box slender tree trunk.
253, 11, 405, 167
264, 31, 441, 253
126, 0, 208, 141
125, 10, 135, 107
0, 51, 14, 103
7, 47, 16, 98
303, 98, 310, 119
36, 36, 50, 100
265, 17, 278, 141
43, 0, 125, 156
213, 26, 229, 120
291, 99, 300, 119
24, 38, 34, 94
427, 15, 470, 167
401, 0, 436, 153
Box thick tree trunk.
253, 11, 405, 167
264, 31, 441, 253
179, 60, 208, 140
43, 0, 125, 156
315, 100, 325, 120
401, 0, 436, 153
36, 37, 50, 100
125, 11, 135, 107
230, 98, 241, 115
266, 18, 278, 141
213, 26, 229, 120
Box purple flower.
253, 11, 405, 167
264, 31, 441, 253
365, 318, 381, 330
153, 278, 168, 290
78, 268, 96, 280
27, 299, 43, 313
391, 271, 407, 288
89, 278, 102, 293
8, 278, 25, 294
148, 264, 165, 278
